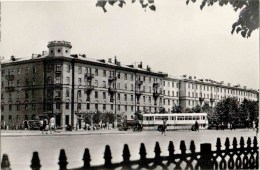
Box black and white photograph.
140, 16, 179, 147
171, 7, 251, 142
0, 0, 259, 169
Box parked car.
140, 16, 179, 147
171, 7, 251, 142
28, 120, 41, 130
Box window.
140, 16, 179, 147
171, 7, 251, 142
131, 84, 134, 91
1, 105, 4, 112
78, 90, 82, 98
32, 90, 36, 98
117, 83, 120, 89
66, 65, 70, 73
95, 80, 98, 87
25, 91, 29, 98
117, 105, 120, 111
103, 70, 106, 77
124, 73, 127, 80
26, 79, 29, 86
47, 90, 52, 97
176, 92, 179, 97
66, 88, 70, 97
86, 103, 90, 110
25, 104, 28, 111
33, 66, 36, 74
47, 77, 52, 84
26, 67, 29, 74
117, 73, 120, 79
124, 94, 127, 101
77, 103, 81, 110
103, 81, 106, 88
17, 68, 21, 75
117, 93, 120, 100
125, 105, 127, 111
103, 104, 106, 110
78, 66, 82, 74
95, 69, 98, 76
130, 74, 133, 81
17, 103, 20, 111
125, 83, 127, 90
56, 76, 61, 84
78, 78, 82, 85
66, 102, 70, 110
32, 103, 36, 111
95, 91, 98, 98
32, 78, 36, 86
131, 105, 134, 111
103, 92, 106, 99
143, 96, 145, 102
47, 65, 52, 72
9, 104, 12, 111
66, 77, 70, 84
1, 93, 3, 99
111, 104, 114, 110
56, 65, 61, 72
95, 104, 98, 110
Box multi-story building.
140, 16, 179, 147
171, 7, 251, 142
179, 75, 259, 108
1, 41, 169, 128
1, 41, 258, 129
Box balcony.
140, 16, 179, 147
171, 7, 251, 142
199, 97, 205, 102
136, 80, 143, 86
108, 76, 117, 83
135, 90, 143, 96
5, 87, 15, 92
210, 98, 215, 102
85, 85, 94, 92
85, 73, 94, 79
108, 87, 117, 94
153, 82, 159, 88
6, 75, 14, 81
153, 91, 162, 98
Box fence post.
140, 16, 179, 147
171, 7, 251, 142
58, 149, 68, 170
199, 143, 213, 169
104, 145, 112, 168
30, 152, 41, 170
1, 154, 11, 170
82, 148, 91, 169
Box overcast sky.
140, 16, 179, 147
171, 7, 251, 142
0, 1, 259, 89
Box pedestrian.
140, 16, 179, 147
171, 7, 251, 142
255, 119, 259, 136
161, 118, 167, 136
42, 118, 49, 134
39, 119, 43, 131
24, 120, 28, 130
252, 121, 255, 131
49, 116, 56, 134
195, 121, 199, 132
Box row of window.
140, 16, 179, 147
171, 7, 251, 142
2, 67, 37, 76
186, 83, 255, 97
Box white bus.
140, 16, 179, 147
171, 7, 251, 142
142, 113, 208, 130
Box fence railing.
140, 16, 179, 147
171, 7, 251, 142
1, 136, 258, 170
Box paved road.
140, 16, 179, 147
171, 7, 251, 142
1, 129, 257, 170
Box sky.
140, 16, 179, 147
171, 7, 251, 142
0, 0, 259, 89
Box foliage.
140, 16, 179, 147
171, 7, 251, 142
135, 112, 143, 120
96, 0, 259, 38
159, 107, 166, 113
238, 98, 259, 122
184, 107, 194, 113
214, 97, 239, 123
171, 105, 183, 113
83, 111, 115, 124
187, 0, 259, 38
192, 104, 202, 113
96, 0, 156, 12
101, 112, 115, 123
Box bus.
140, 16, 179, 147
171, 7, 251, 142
142, 113, 208, 130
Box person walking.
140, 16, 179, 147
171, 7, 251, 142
195, 121, 199, 132
49, 116, 56, 134
162, 118, 167, 136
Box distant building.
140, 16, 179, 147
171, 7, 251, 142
1, 41, 258, 129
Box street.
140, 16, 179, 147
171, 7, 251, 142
1, 129, 257, 170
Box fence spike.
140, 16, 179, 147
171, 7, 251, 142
253, 136, 258, 148
30, 152, 41, 170
225, 137, 230, 150
82, 148, 91, 169
139, 143, 147, 160
168, 141, 175, 159
154, 142, 161, 159
180, 140, 186, 154
122, 144, 131, 162
240, 137, 245, 149
232, 137, 237, 150
104, 145, 112, 168
216, 138, 221, 152
58, 149, 68, 170
1, 154, 11, 170
247, 137, 252, 148
190, 140, 196, 154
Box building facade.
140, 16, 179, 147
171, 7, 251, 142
1, 41, 258, 128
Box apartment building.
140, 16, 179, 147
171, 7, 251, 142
1, 41, 169, 128
1, 41, 258, 128
179, 75, 258, 108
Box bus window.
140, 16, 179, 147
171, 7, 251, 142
177, 116, 184, 120
155, 116, 162, 120
170, 116, 176, 120
202, 116, 205, 120
162, 116, 168, 120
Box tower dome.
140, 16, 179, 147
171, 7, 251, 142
47, 41, 72, 57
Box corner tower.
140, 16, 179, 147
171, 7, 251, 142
47, 41, 72, 57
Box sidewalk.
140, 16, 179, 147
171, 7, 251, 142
1, 128, 130, 137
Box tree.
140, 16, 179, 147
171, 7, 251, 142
96, 0, 259, 38
192, 104, 202, 113
171, 105, 183, 113
214, 97, 239, 123
135, 112, 143, 120
239, 98, 259, 123
184, 107, 194, 113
